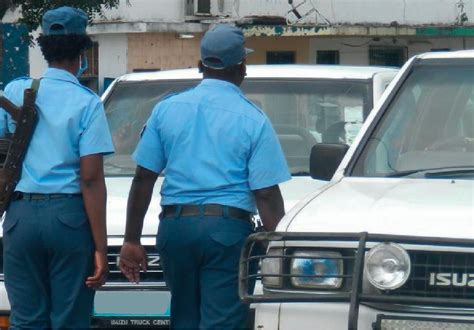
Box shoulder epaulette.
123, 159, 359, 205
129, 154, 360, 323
161, 92, 180, 101
160, 86, 195, 102
74, 82, 99, 97
239, 94, 264, 114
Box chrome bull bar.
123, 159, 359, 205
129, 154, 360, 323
239, 231, 474, 330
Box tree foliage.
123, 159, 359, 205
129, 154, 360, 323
0, 0, 122, 33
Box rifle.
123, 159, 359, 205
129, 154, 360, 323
0, 80, 39, 215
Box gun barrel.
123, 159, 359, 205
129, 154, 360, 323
0, 95, 21, 122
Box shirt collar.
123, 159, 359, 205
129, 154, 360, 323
42, 67, 80, 84
199, 78, 242, 95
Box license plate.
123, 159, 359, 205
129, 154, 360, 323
93, 316, 170, 328
94, 290, 171, 317
376, 315, 474, 330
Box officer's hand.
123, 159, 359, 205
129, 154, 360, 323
119, 242, 147, 284
86, 250, 109, 289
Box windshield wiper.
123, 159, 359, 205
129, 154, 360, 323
425, 168, 474, 178
385, 166, 474, 178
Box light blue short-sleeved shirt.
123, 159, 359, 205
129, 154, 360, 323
0, 68, 115, 193
133, 78, 291, 213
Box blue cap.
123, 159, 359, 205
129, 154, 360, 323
200, 25, 253, 69
42, 6, 88, 36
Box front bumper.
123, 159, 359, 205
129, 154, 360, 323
1, 281, 171, 329
255, 302, 474, 330
239, 232, 474, 330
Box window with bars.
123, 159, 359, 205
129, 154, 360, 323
79, 42, 99, 92
185, 0, 195, 15
266, 51, 296, 64
83, 42, 99, 77
197, 0, 211, 14
369, 46, 407, 67
317, 50, 340, 65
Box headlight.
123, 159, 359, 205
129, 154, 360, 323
261, 248, 283, 288
365, 242, 411, 290
290, 250, 343, 289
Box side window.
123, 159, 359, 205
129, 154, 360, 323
242, 79, 370, 175
266, 51, 296, 64
462, 97, 474, 138
316, 50, 340, 65
369, 46, 407, 68
79, 42, 99, 92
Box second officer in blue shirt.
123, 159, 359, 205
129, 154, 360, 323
1, 7, 114, 328
119, 25, 291, 329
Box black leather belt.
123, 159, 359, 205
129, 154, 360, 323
162, 204, 252, 222
12, 192, 82, 201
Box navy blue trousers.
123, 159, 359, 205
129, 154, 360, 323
3, 195, 95, 329
156, 215, 253, 329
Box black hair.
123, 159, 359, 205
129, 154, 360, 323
37, 34, 93, 63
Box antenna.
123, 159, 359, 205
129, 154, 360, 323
286, 0, 331, 26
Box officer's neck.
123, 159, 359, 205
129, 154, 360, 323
49, 59, 78, 77
202, 73, 242, 87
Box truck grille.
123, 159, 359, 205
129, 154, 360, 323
240, 232, 474, 330
387, 251, 474, 299
107, 245, 165, 283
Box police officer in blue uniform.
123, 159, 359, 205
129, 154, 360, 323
1, 7, 114, 328
119, 25, 291, 329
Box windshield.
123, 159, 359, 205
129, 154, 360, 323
352, 62, 474, 178
104, 78, 371, 176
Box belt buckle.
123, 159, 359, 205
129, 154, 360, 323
252, 215, 264, 231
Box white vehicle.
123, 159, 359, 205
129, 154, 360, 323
0, 65, 397, 328
239, 53, 474, 329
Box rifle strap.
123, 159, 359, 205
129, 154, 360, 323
31, 78, 41, 95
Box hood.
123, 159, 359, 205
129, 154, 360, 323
285, 177, 474, 239
106, 177, 164, 237
106, 176, 325, 236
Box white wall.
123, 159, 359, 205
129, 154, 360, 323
2, 0, 186, 26
28, 32, 48, 78
309, 36, 471, 66
309, 37, 372, 65
95, 0, 185, 23
237, 0, 474, 25
95, 34, 128, 92
27, 32, 127, 93
6, 0, 472, 26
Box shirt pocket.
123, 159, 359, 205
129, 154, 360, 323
56, 212, 88, 229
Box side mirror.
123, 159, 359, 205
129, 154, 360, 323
310, 143, 350, 181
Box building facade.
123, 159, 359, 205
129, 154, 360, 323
2, 0, 474, 93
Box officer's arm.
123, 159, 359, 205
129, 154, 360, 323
124, 165, 159, 243
120, 166, 158, 283
81, 154, 107, 253
253, 185, 285, 231
81, 154, 108, 288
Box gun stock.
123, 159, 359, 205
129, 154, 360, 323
0, 88, 38, 214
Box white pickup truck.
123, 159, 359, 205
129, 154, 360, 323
0, 65, 397, 328
239, 52, 474, 330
